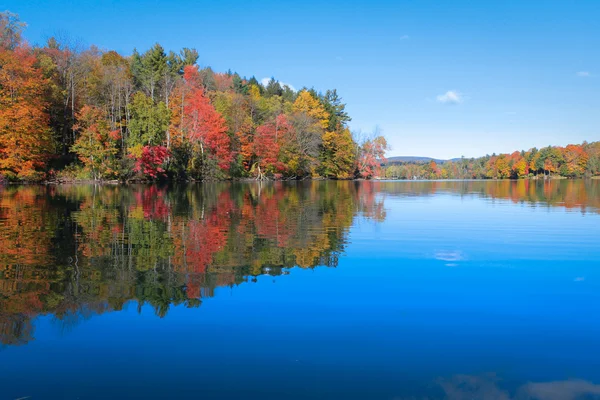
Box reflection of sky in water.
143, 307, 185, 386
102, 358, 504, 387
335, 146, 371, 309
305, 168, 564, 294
1, 183, 600, 399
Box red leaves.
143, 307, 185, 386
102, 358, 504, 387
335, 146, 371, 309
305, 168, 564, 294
253, 120, 280, 173
134, 186, 170, 220
358, 137, 388, 179
132, 145, 170, 179
183, 65, 201, 88
184, 67, 232, 171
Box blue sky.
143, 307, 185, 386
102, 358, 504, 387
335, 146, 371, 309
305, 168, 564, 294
6, 0, 599, 158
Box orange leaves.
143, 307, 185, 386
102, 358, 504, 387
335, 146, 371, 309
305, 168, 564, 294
512, 158, 529, 178
563, 144, 589, 177
0, 45, 52, 180
108, 129, 121, 141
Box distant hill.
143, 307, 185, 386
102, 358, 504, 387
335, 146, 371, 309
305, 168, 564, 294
385, 156, 462, 164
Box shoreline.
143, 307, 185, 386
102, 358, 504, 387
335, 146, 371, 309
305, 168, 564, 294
1, 176, 597, 186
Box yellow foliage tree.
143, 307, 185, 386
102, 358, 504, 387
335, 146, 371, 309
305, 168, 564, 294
292, 90, 330, 129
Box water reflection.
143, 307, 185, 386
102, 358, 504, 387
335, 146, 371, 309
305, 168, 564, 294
377, 179, 600, 213
0, 179, 598, 347
0, 181, 384, 345
436, 375, 600, 400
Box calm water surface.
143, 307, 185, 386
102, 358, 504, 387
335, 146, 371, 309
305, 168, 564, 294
1, 180, 599, 399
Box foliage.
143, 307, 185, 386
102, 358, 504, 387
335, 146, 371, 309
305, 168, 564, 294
384, 141, 600, 180
71, 105, 120, 179
0, 44, 53, 181
183, 66, 232, 175
358, 136, 388, 178
0, 11, 369, 181
127, 92, 170, 148
292, 90, 330, 130
320, 128, 356, 179
131, 145, 170, 179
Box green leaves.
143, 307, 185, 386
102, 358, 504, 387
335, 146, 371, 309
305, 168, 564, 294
127, 92, 170, 148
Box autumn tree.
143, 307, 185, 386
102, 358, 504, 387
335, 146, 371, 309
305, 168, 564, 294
0, 11, 25, 50
132, 145, 169, 179
252, 119, 283, 179
71, 105, 120, 179
292, 90, 330, 130
0, 44, 53, 180
183, 66, 232, 177
281, 112, 322, 176
320, 128, 356, 179
562, 144, 588, 177
357, 134, 388, 179
99, 51, 134, 146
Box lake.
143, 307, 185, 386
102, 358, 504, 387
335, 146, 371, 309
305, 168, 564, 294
1, 180, 599, 399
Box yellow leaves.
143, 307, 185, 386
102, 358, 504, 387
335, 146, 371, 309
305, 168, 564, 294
128, 205, 145, 220
292, 90, 330, 129
321, 128, 357, 178
513, 159, 528, 178
249, 84, 261, 101
128, 144, 144, 159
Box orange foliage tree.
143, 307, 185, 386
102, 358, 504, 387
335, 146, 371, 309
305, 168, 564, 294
0, 45, 53, 180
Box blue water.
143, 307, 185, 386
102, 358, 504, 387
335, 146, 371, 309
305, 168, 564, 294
0, 181, 599, 399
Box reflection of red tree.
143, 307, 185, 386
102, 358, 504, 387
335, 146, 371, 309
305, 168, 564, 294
185, 191, 233, 274
185, 276, 202, 299
254, 190, 292, 246
134, 186, 170, 220
357, 182, 386, 221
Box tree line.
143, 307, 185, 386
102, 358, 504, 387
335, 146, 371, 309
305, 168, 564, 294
0, 11, 387, 183
384, 141, 600, 180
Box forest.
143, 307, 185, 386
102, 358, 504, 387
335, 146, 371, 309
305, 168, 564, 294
384, 141, 600, 180
0, 11, 387, 183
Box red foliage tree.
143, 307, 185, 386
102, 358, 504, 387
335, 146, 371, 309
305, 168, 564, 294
183, 66, 232, 171
132, 145, 169, 179
253, 120, 282, 178
358, 136, 388, 179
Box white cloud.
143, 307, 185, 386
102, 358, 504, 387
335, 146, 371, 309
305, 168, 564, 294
400, 35, 410, 40
577, 71, 591, 77
436, 90, 463, 104
260, 77, 296, 92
